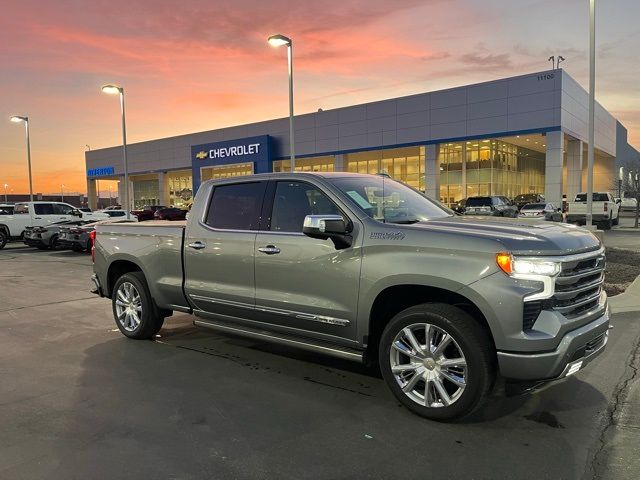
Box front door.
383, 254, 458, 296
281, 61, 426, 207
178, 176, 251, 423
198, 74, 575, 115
183, 180, 267, 318
254, 180, 362, 344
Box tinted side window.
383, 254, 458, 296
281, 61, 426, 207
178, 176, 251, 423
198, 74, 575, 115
205, 182, 266, 230
53, 204, 75, 215
14, 204, 29, 214
270, 181, 341, 233
34, 203, 55, 215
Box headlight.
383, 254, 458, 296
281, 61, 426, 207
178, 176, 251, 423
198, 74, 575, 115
496, 252, 561, 277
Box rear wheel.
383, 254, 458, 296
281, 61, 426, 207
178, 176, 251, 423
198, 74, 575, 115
49, 234, 59, 250
612, 214, 619, 226
379, 303, 495, 421
0, 230, 7, 250
112, 272, 165, 339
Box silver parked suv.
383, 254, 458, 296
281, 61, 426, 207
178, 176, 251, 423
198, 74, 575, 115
91, 173, 609, 421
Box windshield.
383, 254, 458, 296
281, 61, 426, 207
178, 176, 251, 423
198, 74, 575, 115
521, 203, 545, 210
329, 176, 452, 224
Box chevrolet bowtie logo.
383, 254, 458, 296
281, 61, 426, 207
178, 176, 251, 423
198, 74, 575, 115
195, 150, 208, 160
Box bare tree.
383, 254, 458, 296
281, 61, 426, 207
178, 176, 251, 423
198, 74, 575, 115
618, 159, 640, 228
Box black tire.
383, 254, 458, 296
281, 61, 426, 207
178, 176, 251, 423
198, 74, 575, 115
112, 271, 165, 340
72, 244, 83, 252
49, 234, 59, 250
601, 218, 612, 230
379, 303, 495, 421
612, 215, 619, 226
0, 230, 7, 250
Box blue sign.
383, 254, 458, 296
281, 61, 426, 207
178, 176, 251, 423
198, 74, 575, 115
87, 166, 115, 177
191, 135, 272, 192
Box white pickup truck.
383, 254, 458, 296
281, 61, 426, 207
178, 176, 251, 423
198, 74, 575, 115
566, 192, 620, 229
0, 201, 109, 249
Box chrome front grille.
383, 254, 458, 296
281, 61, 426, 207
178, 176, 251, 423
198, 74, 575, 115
552, 251, 606, 319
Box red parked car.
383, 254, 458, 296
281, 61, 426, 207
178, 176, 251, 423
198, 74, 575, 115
153, 207, 187, 221
131, 205, 166, 221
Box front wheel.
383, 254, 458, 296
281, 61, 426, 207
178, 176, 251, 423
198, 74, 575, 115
379, 303, 495, 421
112, 272, 165, 339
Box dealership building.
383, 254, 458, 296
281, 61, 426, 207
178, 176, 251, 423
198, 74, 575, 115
85, 69, 638, 210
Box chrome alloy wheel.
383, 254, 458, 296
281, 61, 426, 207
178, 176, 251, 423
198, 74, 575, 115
115, 282, 142, 332
390, 323, 467, 408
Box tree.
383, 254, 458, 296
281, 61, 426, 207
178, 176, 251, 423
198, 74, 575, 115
618, 159, 640, 228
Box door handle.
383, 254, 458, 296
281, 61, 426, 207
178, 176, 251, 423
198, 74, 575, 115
188, 241, 206, 250
34, 217, 42, 219
258, 245, 280, 255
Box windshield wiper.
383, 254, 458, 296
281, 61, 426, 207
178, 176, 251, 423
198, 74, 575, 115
388, 218, 422, 224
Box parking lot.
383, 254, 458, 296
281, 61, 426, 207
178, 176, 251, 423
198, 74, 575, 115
1, 243, 639, 480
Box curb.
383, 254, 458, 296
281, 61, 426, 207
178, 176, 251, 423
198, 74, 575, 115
609, 275, 640, 314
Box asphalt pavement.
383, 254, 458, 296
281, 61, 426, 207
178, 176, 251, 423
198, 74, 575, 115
0, 243, 639, 480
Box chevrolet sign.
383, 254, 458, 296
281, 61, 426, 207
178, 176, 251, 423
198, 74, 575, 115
197, 143, 261, 160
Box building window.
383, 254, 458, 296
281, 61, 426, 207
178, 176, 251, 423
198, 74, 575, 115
346, 146, 425, 192
132, 180, 160, 209
273, 155, 335, 172
167, 170, 193, 208
201, 162, 254, 182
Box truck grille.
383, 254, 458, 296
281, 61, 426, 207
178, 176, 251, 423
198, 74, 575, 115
551, 251, 605, 319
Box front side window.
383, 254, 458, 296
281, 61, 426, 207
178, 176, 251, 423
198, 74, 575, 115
205, 182, 266, 230
53, 204, 75, 215
34, 204, 55, 215
270, 181, 341, 233
330, 176, 452, 224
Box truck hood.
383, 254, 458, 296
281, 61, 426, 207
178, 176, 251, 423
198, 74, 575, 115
405, 217, 601, 256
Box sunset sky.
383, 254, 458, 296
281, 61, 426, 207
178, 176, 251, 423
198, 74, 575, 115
1, 0, 639, 194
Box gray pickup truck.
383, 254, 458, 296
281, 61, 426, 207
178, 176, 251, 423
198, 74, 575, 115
91, 172, 609, 421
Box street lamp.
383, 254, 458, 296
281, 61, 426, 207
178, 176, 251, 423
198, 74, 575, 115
3, 184, 7, 203
61, 184, 65, 202
557, 55, 566, 68
586, 0, 596, 228
101, 84, 130, 218
548, 55, 555, 69
9, 115, 34, 201
268, 34, 296, 172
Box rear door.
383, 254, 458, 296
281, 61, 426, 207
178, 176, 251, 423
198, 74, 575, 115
183, 180, 267, 317
253, 179, 361, 343
33, 203, 61, 227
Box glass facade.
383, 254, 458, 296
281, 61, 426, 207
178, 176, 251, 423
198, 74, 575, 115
272, 155, 335, 172
346, 146, 426, 191
167, 170, 193, 208
440, 138, 545, 206
201, 162, 254, 181
132, 179, 160, 209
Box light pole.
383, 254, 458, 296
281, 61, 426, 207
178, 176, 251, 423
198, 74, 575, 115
61, 184, 65, 202
101, 84, 130, 219
9, 115, 34, 201
268, 34, 295, 172
548, 55, 555, 69
557, 55, 566, 68
3, 184, 7, 202
586, 0, 596, 228
108, 185, 112, 207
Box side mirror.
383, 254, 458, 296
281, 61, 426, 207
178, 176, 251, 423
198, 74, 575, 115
72, 209, 83, 217
303, 215, 352, 249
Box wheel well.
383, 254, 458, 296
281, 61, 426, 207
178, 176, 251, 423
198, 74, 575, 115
107, 260, 142, 298
365, 285, 495, 365
0, 225, 9, 236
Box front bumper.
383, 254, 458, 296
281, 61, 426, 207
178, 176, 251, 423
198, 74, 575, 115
497, 309, 610, 381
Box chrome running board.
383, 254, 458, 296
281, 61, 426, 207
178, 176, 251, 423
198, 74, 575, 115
193, 318, 363, 362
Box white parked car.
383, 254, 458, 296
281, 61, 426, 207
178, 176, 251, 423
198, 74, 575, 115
0, 201, 109, 249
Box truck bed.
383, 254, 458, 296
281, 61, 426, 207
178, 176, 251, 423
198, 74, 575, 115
94, 221, 188, 311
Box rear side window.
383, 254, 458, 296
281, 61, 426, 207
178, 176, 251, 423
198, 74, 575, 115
205, 182, 266, 230
14, 204, 29, 214
34, 203, 55, 215
466, 197, 492, 207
